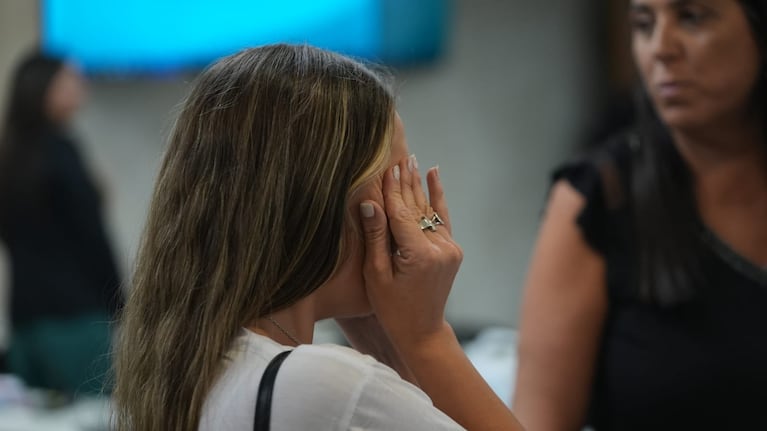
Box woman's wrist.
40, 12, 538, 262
392, 321, 459, 362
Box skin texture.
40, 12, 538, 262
513, 1, 767, 430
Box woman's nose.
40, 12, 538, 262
650, 18, 683, 63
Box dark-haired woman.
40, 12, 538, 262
0, 53, 121, 394
514, 0, 767, 430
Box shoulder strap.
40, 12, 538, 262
253, 350, 292, 431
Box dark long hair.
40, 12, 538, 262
0, 53, 66, 236
1, 53, 64, 137
631, 0, 767, 305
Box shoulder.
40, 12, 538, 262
202, 333, 461, 430
201, 338, 378, 430
278, 344, 463, 430
547, 131, 637, 254
282, 343, 387, 386
281, 343, 419, 402
50, 133, 85, 168
552, 132, 636, 207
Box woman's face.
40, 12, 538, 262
315, 113, 410, 319
46, 65, 86, 124
631, 0, 761, 130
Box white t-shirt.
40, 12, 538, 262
199, 329, 465, 430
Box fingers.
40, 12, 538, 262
382, 163, 424, 251
410, 155, 430, 214
383, 157, 456, 251
399, 155, 419, 213
365, 157, 464, 352
426, 166, 453, 235
359, 200, 393, 284
404, 156, 450, 239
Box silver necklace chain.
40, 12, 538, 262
267, 316, 302, 345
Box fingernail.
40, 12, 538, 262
408, 154, 418, 172
360, 202, 375, 218
393, 165, 400, 181
434, 164, 440, 179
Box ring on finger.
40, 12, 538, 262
418, 216, 438, 232
431, 212, 445, 226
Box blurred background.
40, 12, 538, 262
0, 0, 632, 428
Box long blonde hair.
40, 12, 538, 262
113, 44, 394, 430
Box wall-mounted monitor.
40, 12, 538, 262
41, 0, 451, 76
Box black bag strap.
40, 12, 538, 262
253, 350, 292, 431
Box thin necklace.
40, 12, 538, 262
267, 316, 302, 346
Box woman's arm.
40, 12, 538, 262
359, 158, 523, 431
395, 322, 521, 431
512, 180, 608, 431
335, 314, 419, 385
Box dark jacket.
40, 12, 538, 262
0, 132, 121, 326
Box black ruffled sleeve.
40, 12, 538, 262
552, 159, 609, 256
550, 137, 636, 302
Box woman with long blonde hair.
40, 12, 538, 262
113, 44, 522, 430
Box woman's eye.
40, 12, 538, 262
679, 8, 708, 26
630, 13, 654, 35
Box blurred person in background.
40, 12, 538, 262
0, 52, 121, 395
113, 44, 523, 431
514, 0, 767, 430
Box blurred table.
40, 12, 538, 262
463, 327, 518, 406
0, 375, 109, 431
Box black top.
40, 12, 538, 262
554, 137, 767, 430
0, 133, 121, 326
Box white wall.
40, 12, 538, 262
0, 0, 597, 341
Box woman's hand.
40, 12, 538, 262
358, 155, 462, 350
359, 155, 524, 431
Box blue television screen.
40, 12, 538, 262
41, 0, 449, 75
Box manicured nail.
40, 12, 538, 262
393, 165, 400, 181
408, 154, 418, 172
360, 202, 375, 218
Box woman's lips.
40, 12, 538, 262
656, 81, 691, 99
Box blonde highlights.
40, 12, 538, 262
113, 45, 394, 430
